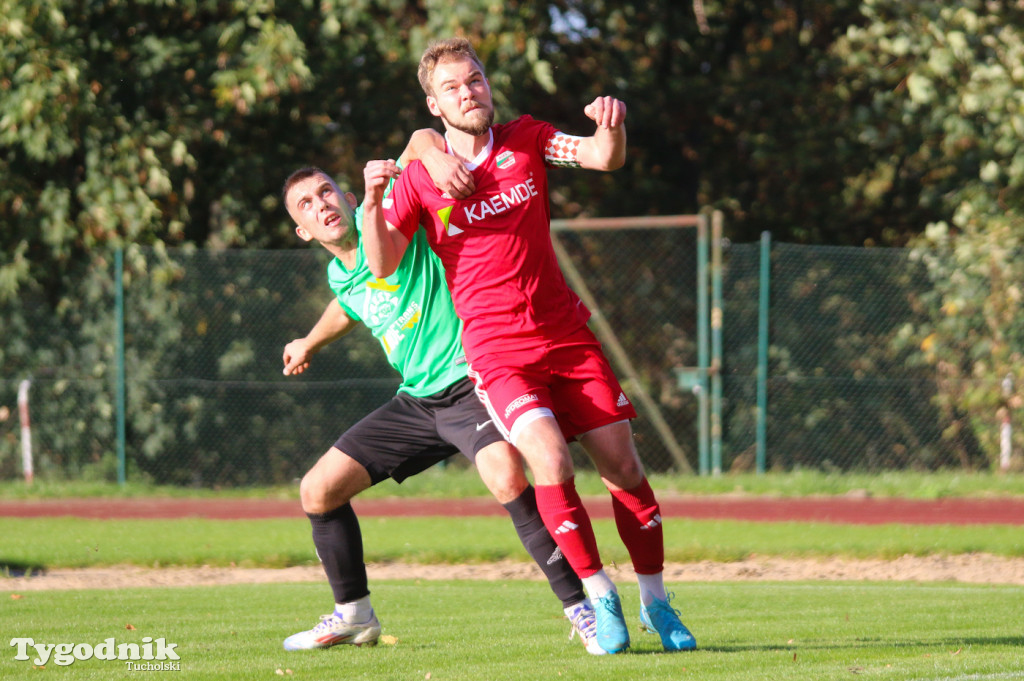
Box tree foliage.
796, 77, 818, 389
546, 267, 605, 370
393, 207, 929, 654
835, 0, 1024, 465
2, 1, 1022, 478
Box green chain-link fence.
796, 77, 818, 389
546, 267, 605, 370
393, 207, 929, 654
721, 241, 981, 472
0, 224, 997, 486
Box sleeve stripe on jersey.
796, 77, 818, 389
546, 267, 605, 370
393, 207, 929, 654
544, 132, 583, 168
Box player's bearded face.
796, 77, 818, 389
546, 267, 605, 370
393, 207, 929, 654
429, 59, 494, 136
440, 104, 494, 136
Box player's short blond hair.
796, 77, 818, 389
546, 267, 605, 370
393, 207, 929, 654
418, 38, 486, 97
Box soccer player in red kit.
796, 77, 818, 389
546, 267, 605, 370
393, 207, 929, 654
361, 38, 696, 655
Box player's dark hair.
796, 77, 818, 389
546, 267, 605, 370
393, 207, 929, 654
282, 167, 329, 207
418, 37, 486, 96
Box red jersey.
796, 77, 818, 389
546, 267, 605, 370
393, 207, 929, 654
383, 115, 591, 362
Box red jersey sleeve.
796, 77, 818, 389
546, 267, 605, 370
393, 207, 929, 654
506, 115, 559, 159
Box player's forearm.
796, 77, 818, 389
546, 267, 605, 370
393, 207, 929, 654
304, 299, 354, 352
578, 125, 627, 171
398, 128, 446, 166
361, 197, 404, 278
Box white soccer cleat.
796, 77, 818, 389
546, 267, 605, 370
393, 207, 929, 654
567, 600, 607, 655
283, 612, 382, 651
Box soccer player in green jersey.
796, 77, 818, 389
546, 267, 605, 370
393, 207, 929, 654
278, 141, 602, 654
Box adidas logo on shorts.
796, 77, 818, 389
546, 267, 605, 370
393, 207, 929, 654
616, 392, 630, 407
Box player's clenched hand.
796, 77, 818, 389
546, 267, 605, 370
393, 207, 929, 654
421, 148, 475, 199
282, 339, 313, 376
583, 96, 626, 130
363, 159, 400, 204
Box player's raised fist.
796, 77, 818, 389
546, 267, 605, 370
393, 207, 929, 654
363, 159, 400, 202
583, 96, 626, 129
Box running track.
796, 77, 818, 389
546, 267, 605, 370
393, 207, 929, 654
1, 495, 1022, 525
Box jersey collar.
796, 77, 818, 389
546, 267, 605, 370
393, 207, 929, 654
445, 128, 493, 171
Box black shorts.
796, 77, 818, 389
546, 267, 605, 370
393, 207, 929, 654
334, 377, 505, 486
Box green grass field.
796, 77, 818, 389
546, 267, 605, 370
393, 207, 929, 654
2, 470, 1023, 680
2, 579, 1022, 681
2, 517, 1023, 680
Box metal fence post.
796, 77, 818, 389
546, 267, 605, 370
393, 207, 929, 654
711, 211, 724, 476
697, 214, 710, 476
115, 247, 127, 486
757, 231, 771, 474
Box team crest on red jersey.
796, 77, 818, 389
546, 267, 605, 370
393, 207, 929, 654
496, 150, 516, 169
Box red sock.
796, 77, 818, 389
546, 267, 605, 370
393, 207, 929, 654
609, 477, 664, 575
534, 478, 603, 578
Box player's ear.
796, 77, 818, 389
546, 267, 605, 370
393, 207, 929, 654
344, 192, 357, 209
294, 225, 314, 243
426, 95, 442, 118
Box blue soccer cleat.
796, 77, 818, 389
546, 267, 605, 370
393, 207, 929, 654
592, 591, 630, 654
640, 593, 697, 652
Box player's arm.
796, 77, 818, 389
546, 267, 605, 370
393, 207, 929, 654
574, 96, 627, 171
361, 159, 411, 279
398, 128, 475, 199
282, 298, 356, 376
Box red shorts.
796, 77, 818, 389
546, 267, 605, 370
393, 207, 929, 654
466, 326, 637, 443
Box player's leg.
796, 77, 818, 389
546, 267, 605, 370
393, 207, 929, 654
578, 425, 697, 652
474, 439, 583, 600
286, 397, 453, 651
539, 328, 689, 652
473, 440, 603, 654
466, 362, 628, 654
512, 417, 605, 579
467, 363, 604, 580
578, 421, 660, 581
546, 329, 695, 652
466, 366, 607, 586
434, 379, 602, 654
285, 447, 381, 650
512, 417, 629, 654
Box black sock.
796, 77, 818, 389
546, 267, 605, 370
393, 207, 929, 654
503, 485, 587, 609
307, 503, 369, 605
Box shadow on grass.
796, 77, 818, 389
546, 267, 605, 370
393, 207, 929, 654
0, 560, 48, 578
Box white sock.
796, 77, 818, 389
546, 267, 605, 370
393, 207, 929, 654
582, 569, 617, 600
636, 573, 668, 606
335, 595, 373, 623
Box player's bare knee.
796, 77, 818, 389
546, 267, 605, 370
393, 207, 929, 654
481, 472, 528, 504
599, 456, 644, 490
299, 467, 347, 514
476, 462, 528, 504
298, 471, 327, 514
528, 458, 576, 486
